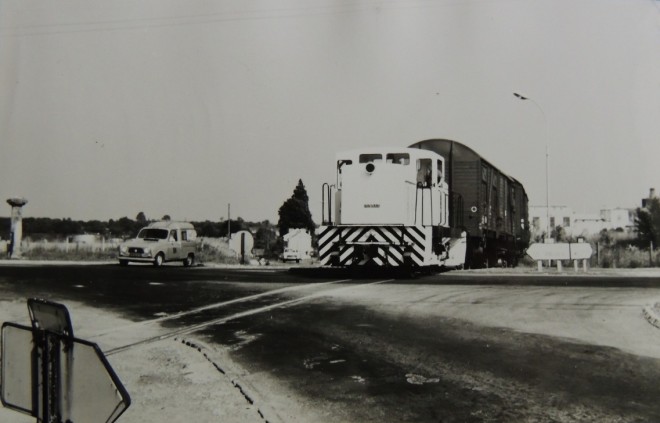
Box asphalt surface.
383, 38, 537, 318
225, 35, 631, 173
2, 263, 660, 422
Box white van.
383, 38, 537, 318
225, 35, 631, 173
118, 221, 197, 267
280, 248, 302, 263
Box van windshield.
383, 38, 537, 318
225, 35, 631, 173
137, 229, 169, 240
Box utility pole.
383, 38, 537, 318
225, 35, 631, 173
227, 203, 231, 239
513, 92, 550, 242
651, 241, 655, 267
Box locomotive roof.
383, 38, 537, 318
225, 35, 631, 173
335, 146, 443, 160
409, 138, 524, 186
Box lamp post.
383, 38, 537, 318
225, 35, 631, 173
513, 92, 551, 241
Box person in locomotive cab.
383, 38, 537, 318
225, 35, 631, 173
417, 159, 433, 187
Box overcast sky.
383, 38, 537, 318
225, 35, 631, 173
1, 0, 658, 223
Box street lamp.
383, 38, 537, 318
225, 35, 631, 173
513, 92, 551, 241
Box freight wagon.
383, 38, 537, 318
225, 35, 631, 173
409, 139, 530, 268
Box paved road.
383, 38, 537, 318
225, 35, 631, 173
2, 264, 660, 422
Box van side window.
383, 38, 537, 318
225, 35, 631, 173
169, 230, 178, 241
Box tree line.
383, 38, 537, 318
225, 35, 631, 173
1, 179, 316, 259
0, 215, 265, 240
4, 182, 658, 252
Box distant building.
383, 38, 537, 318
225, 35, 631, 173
529, 205, 634, 239
642, 188, 658, 209
600, 208, 635, 231
529, 205, 577, 238
528, 189, 657, 240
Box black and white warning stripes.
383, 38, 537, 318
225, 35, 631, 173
318, 225, 431, 267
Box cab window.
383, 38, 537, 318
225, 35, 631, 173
386, 153, 410, 165
359, 154, 382, 163
417, 159, 432, 187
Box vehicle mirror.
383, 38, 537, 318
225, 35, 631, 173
1, 323, 34, 415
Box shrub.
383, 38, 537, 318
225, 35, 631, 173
195, 242, 240, 265
22, 246, 116, 261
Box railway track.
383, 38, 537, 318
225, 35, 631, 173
101, 278, 393, 356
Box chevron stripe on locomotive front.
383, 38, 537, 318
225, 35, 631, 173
318, 225, 431, 267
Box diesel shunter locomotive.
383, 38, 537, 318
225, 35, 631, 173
318, 139, 530, 270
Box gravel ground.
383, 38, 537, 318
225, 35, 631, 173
2, 263, 660, 422
0, 299, 270, 423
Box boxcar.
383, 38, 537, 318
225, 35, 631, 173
409, 139, 530, 268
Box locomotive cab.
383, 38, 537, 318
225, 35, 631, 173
319, 147, 464, 269
335, 148, 449, 228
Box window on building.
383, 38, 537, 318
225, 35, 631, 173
563, 217, 570, 227
532, 217, 540, 230
550, 217, 555, 228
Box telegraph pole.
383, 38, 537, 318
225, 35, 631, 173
514, 92, 550, 241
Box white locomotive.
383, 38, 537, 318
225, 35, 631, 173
319, 147, 467, 269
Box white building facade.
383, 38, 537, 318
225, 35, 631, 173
529, 205, 635, 240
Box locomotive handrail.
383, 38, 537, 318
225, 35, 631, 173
414, 184, 434, 227
321, 183, 333, 225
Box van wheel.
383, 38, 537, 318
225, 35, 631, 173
153, 253, 164, 267
183, 254, 194, 267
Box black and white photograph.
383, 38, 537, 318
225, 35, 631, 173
1, 1, 659, 421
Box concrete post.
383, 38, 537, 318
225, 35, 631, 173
556, 260, 562, 272
6, 198, 28, 259
537, 260, 543, 272
651, 241, 655, 267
